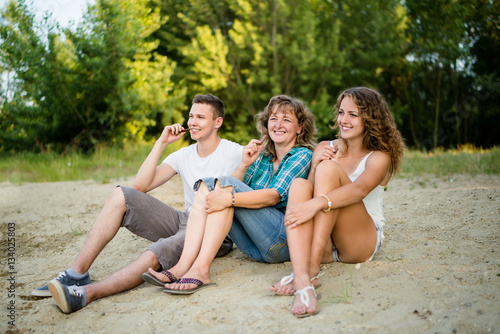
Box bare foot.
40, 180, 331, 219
270, 273, 322, 295
270, 279, 295, 295
164, 268, 211, 291
292, 286, 319, 317
147, 268, 179, 284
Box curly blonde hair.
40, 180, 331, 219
256, 95, 317, 161
333, 87, 405, 178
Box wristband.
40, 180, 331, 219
231, 192, 235, 208
320, 194, 332, 212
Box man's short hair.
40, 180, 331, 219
192, 94, 225, 119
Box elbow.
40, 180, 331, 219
349, 182, 370, 200
263, 189, 281, 206
272, 194, 282, 206
357, 186, 370, 199
133, 182, 147, 193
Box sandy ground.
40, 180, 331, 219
1, 174, 499, 333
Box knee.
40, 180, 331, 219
289, 178, 312, 194
196, 182, 210, 196
106, 187, 126, 212
316, 160, 343, 179
142, 250, 161, 269
192, 183, 210, 207
215, 181, 233, 193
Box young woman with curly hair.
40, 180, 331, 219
270, 87, 405, 317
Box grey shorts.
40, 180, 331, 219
119, 186, 233, 269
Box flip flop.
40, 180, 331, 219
163, 278, 216, 295
142, 270, 177, 287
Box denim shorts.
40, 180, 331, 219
194, 176, 290, 263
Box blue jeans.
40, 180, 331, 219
195, 176, 290, 263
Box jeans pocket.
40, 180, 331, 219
265, 235, 289, 263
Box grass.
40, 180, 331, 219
321, 269, 353, 304
400, 145, 500, 176
67, 215, 84, 236
0, 144, 498, 184
0, 140, 185, 183
384, 254, 404, 262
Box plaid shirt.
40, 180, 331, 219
244, 146, 312, 212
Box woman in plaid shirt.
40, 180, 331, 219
144, 95, 317, 294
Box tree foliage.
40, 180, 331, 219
382, 0, 500, 149
1, 0, 499, 153
0, 0, 185, 153
153, 0, 406, 142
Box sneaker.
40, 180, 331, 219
48, 280, 86, 314
32, 271, 91, 297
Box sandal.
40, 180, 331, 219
142, 270, 178, 287
163, 278, 216, 295
293, 286, 320, 318
271, 272, 323, 296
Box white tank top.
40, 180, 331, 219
336, 146, 385, 230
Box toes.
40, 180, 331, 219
291, 304, 307, 316
271, 282, 295, 295
280, 286, 294, 295
148, 268, 164, 280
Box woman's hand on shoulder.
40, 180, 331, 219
311, 141, 336, 168
331, 139, 346, 159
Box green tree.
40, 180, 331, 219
384, 0, 500, 149
464, 0, 500, 147
153, 0, 405, 142
0, 0, 185, 153
0, 1, 62, 151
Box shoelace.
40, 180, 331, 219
67, 285, 84, 297
56, 271, 67, 280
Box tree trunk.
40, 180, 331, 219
433, 66, 442, 148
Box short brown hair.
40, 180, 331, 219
192, 94, 225, 119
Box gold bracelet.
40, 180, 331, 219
320, 194, 332, 212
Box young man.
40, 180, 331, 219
32, 94, 243, 313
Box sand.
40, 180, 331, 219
1, 174, 499, 333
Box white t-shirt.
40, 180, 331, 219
163, 139, 243, 212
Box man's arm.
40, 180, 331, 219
133, 124, 186, 193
